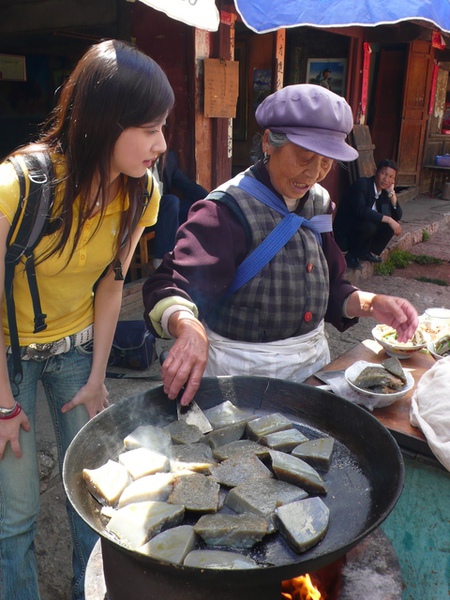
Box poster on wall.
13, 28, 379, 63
0, 54, 26, 81
306, 59, 347, 96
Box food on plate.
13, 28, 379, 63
202, 400, 251, 429
259, 428, 308, 451
82, 459, 130, 506
246, 412, 294, 440
168, 472, 221, 513
203, 421, 247, 449
123, 424, 172, 456
269, 450, 327, 495
164, 420, 204, 445
212, 439, 270, 461
291, 437, 335, 471
381, 356, 407, 384
352, 365, 405, 394
106, 500, 185, 549
433, 333, 450, 357
118, 447, 170, 479
376, 324, 427, 347
137, 525, 196, 563
194, 513, 268, 549
118, 473, 175, 508
225, 477, 307, 518
209, 453, 272, 488
276, 497, 330, 553
183, 549, 258, 569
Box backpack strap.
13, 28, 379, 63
5, 152, 54, 384
111, 171, 155, 281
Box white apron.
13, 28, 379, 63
203, 320, 330, 383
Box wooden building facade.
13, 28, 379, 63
1, 0, 450, 199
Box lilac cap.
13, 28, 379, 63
255, 84, 358, 162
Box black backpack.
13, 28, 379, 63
4, 152, 151, 384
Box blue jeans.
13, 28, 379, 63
0, 345, 98, 600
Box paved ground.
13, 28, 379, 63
32, 192, 450, 599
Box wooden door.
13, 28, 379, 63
396, 40, 434, 187
371, 48, 407, 165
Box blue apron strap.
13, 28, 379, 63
226, 213, 303, 296
224, 176, 333, 297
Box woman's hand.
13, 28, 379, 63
370, 294, 418, 342
61, 380, 110, 419
162, 311, 209, 406
0, 411, 31, 460
346, 292, 419, 343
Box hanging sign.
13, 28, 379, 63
204, 58, 239, 118
138, 0, 220, 32
0, 54, 26, 81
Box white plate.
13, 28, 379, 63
372, 325, 428, 359
345, 361, 414, 408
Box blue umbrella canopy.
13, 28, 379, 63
233, 0, 450, 34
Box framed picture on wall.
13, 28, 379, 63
306, 59, 347, 96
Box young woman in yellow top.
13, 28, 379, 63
0, 39, 174, 600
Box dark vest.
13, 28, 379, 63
205, 176, 330, 342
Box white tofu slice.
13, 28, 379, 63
138, 525, 196, 564
276, 497, 330, 553
184, 549, 258, 569
246, 413, 294, 440
82, 459, 130, 506
194, 513, 268, 549
123, 425, 172, 456
106, 501, 184, 550
118, 447, 170, 479
269, 450, 327, 495
202, 401, 251, 429
118, 473, 175, 508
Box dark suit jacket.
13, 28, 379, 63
159, 149, 208, 201
333, 175, 402, 247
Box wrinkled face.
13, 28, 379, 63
110, 116, 167, 180
374, 166, 397, 191
263, 131, 333, 200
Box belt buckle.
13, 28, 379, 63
25, 342, 56, 361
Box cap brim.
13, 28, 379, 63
281, 128, 359, 162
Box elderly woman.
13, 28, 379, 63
143, 84, 418, 405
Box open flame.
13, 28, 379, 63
281, 574, 321, 600
281, 557, 345, 600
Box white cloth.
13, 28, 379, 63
203, 321, 330, 383
410, 356, 450, 471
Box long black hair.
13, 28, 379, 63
11, 39, 175, 266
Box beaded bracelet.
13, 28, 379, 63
0, 401, 22, 420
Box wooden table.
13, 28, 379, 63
423, 164, 450, 196
307, 339, 435, 459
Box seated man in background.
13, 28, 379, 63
333, 159, 402, 270
152, 149, 208, 269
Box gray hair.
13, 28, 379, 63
250, 130, 290, 163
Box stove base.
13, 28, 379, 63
85, 529, 403, 600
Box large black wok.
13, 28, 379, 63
63, 376, 404, 587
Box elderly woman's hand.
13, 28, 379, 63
346, 291, 419, 342
370, 294, 419, 342
162, 311, 209, 406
